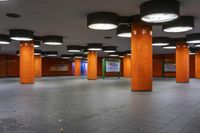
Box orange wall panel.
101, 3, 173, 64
88, 51, 97, 80
34, 55, 42, 78
6, 55, 19, 77
0, 55, 6, 77
74, 58, 81, 76
20, 42, 35, 84
131, 22, 152, 91
153, 55, 163, 77
190, 55, 195, 78
123, 55, 131, 78
42, 58, 72, 76
176, 43, 189, 83
195, 51, 200, 79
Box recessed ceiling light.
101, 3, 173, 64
43, 36, 63, 45
186, 33, 200, 44
117, 25, 131, 38
153, 37, 171, 46
87, 12, 119, 30
163, 16, 194, 33
9, 29, 34, 41
0, 34, 10, 45
87, 43, 103, 51
67, 45, 82, 53
103, 46, 117, 53
140, 0, 180, 23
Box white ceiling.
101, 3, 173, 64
0, 0, 199, 55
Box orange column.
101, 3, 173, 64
74, 58, 81, 76
88, 51, 97, 80
195, 50, 200, 79
131, 22, 152, 91
123, 55, 131, 78
34, 55, 42, 78
20, 41, 34, 84
176, 43, 189, 83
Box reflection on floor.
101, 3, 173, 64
0, 77, 200, 133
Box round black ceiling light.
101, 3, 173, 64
34, 50, 42, 55
16, 51, 20, 56
62, 54, 71, 59
45, 51, 58, 57
9, 29, 34, 41
43, 35, 63, 45
74, 54, 83, 59
186, 33, 200, 44
163, 16, 194, 33
189, 47, 196, 55
0, 34, 11, 45
109, 52, 119, 57
67, 45, 82, 53
119, 52, 126, 58
34, 41, 41, 48
126, 50, 131, 56
140, 0, 180, 23
87, 43, 103, 51
6, 13, 21, 18
117, 25, 131, 38
87, 12, 119, 30
194, 44, 200, 48
104, 36, 112, 39
103, 46, 117, 53
163, 43, 176, 49
153, 37, 171, 46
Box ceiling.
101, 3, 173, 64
0, 0, 199, 55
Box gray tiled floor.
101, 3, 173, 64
0, 77, 200, 133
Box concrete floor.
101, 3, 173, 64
0, 77, 200, 133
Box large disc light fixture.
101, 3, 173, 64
117, 25, 131, 38
119, 52, 126, 58
153, 37, 171, 46
87, 12, 119, 30
43, 36, 63, 45
87, 43, 103, 51
45, 51, 58, 57
140, 0, 180, 23
34, 50, 42, 55
34, 41, 41, 48
9, 29, 34, 41
163, 43, 176, 49
62, 54, 71, 59
103, 46, 117, 53
67, 45, 82, 53
126, 50, 131, 56
163, 16, 194, 33
74, 54, 83, 59
186, 33, 200, 44
109, 52, 119, 57
0, 34, 11, 45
